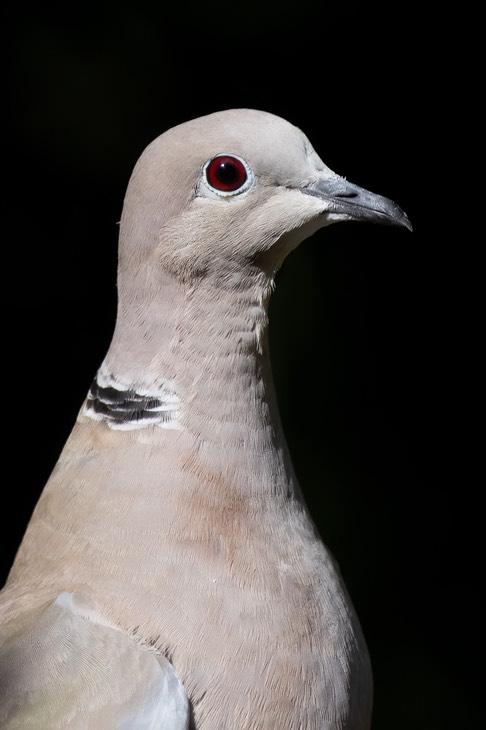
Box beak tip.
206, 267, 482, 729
397, 208, 413, 233
397, 210, 413, 233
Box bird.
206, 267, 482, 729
0, 108, 411, 729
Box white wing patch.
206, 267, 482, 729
0, 592, 189, 729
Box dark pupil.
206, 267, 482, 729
216, 161, 239, 185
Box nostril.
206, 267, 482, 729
303, 179, 361, 200
335, 190, 358, 199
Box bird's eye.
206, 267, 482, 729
204, 155, 249, 194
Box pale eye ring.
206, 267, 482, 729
201, 154, 253, 197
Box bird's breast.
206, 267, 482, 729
6, 419, 372, 728
122, 499, 371, 729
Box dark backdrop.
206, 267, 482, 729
4, 3, 481, 728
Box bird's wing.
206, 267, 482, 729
0, 591, 189, 730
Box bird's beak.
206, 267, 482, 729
303, 176, 412, 231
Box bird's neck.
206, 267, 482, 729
84, 269, 300, 500
104, 269, 272, 393
6, 268, 306, 597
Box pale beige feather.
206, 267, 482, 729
0, 109, 410, 728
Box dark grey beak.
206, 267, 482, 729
303, 176, 412, 231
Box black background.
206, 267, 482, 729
4, 3, 481, 728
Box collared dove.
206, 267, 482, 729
0, 108, 411, 729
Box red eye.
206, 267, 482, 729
205, 155, 248, 192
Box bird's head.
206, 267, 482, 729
118, 108, 411, 293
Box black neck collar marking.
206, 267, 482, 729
83, 373, 180, 430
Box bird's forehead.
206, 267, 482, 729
149, 109, 320, 181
